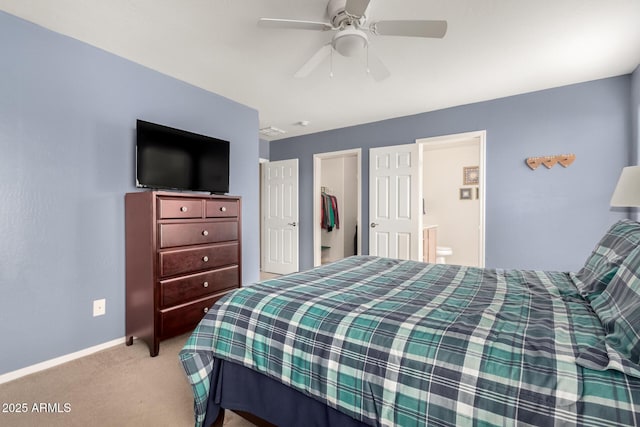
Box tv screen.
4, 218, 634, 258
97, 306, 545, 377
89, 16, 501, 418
136, 120, 230, 194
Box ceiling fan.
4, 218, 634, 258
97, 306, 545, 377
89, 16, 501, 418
258, 0, 447, 81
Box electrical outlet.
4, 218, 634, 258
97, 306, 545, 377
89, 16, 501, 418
93, 299, 106, 317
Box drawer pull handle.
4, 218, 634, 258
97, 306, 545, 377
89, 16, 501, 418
202, 256, 209, 262
220, 206, 227, 212
180, 206, 188, 212
203, 281, 209, 288
202, 230, 209, 236
203, 307, 209, 314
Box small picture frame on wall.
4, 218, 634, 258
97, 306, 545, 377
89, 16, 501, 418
463, 166, 479, 185
460, 188, 472, 200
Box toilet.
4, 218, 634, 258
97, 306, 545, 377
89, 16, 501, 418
436, 246, 453, 264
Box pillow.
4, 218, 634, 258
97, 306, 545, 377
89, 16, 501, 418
571, 219, 640, 301
576, 244, 640, 378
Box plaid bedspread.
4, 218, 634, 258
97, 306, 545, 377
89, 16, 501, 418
180, 256, 640, 426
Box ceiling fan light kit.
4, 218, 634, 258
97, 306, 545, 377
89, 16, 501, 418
258, 0, 447, 81
332, 26, 368, 57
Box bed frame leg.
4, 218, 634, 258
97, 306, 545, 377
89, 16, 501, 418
235, 410, 277, 427
209, 408, 225, 427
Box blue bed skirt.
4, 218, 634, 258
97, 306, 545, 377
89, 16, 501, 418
204, 358, 369, 427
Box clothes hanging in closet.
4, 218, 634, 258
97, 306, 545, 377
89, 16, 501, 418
321, 193, 340, 232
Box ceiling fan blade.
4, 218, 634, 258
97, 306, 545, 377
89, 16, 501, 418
294, 44, 333, 78
366, 50, 390, 82
371, 20, 447, 38
345, 0, 371, 17
258, 18, 333, 32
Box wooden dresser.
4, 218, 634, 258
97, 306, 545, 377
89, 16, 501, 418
125, 191, 241, 356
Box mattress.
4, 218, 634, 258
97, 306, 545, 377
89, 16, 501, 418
180, 255, 640, 426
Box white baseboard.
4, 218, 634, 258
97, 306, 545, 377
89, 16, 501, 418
0, 337, 126, 385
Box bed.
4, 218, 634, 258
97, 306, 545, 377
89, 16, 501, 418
180, 219, 640, 427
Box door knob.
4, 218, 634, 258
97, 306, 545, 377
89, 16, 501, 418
370, 222, 379, 228
288, 222, 297, 227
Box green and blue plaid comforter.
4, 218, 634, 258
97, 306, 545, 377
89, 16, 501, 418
180, 256, 640, 426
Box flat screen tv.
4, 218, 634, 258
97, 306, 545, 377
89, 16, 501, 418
136, 120, 230, 194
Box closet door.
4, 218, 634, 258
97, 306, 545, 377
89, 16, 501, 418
262, 159, 299, 274
369, 144, 422, 261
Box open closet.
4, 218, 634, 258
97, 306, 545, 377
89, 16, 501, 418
314, 149, 361, 266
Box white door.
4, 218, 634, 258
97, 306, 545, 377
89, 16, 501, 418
262, 159, 299, 274
369, 144, 422, 260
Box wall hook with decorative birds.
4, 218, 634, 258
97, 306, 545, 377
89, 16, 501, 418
526, 154, 575, 170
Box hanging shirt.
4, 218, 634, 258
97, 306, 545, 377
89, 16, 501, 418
321, 193, 340, 232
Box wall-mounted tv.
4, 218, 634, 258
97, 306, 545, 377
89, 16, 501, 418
136, 119, 230, 194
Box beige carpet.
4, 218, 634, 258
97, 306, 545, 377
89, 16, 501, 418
0, 333, 255, 427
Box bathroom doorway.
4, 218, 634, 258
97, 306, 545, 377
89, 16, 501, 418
313, 149, 362, 267
417, 131, 485, 267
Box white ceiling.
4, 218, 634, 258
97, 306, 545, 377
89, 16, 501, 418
1, 0, 639, 140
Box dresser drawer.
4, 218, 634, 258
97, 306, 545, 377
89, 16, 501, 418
158, 221, 238, 248
206, 200, 239, 218
160, 265, 239, 307
159, 242, 239, 277
159, 294, 226, 338
157, 198, 203, 219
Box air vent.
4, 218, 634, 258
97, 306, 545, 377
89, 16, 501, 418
259, 126, 286, 137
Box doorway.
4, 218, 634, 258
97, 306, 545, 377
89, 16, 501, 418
313, 149, 362, 267
417, 131, 485, 267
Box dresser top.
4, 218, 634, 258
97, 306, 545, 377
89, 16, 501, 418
127, 190, 240, 201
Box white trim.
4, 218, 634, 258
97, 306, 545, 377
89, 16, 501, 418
417, 130, 485, 146
0, 337, 126, 385
416, 130, 487, 267
313, 149, 362, 267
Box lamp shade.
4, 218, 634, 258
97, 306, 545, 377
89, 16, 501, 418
610, 166, 640, 207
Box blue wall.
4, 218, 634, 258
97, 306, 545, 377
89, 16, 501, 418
271, 76, 633, 272
632, 65, 640, 164
0, 12, 260, 375
259, 138, 270, 159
